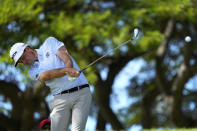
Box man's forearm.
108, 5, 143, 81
65, 57, 73, 68
39, 67, 68, 82
56, 46, 73, 68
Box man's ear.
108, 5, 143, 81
26, 46, 30, 49
26, 46, 32, 52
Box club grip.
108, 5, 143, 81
79, 68, 85, 73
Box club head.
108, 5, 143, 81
132, 28, 140, 40
131, 28, 141, 45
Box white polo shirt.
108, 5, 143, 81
28, 37, 88, 95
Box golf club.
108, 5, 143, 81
68, 28, 141, 81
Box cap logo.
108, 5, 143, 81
12, 51, 17, 59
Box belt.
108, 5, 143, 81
55, 84, 89, 95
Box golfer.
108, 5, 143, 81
9, 37, 92, 131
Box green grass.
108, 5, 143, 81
41, 129, 197, 131
143, 129, 197, 131
105, 129, 197, 131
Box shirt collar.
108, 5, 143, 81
35, 49, 43, 62
31, 49, 42, 68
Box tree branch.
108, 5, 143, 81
171, 39, 197, 126
156, 18, 174, 94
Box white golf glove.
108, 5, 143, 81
68, 76, 78, 82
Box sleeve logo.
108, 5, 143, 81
46, 52, 50, 58
36, 74, 39, 79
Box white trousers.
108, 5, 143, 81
50, 87, 92, 131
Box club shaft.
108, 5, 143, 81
79, 39, 132, 73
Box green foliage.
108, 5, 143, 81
128, 8, 155, 27
49, 10, 114, 45
0, 0, 45, 24
0, 51, 12, 64
126, 111, 142, 125
112, 25, 131, 45
139, 0, 193, 18
137, 30, 164, 51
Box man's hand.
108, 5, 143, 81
66, 68, 80, 77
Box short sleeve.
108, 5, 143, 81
44, 37, 65, 53
28, 67, 44, 81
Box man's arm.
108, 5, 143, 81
39, 67, 79, 82
39, 68, 68, 82
56, 46, 73, 68
38, 45, 80, 82
56, 45, 80, 77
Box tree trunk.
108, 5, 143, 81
96, 109, 106, 130
94, 82, 125, 130
142, 85, 159, 128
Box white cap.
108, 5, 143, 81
9, 43, 28, 67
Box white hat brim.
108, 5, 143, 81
14, 45, 27, 67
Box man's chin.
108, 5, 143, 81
24, 63, 34, 66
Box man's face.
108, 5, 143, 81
18, 46, 35, 66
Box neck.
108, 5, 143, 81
33, 49, 39, 62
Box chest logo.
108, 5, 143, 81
46, 52, 50, 58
